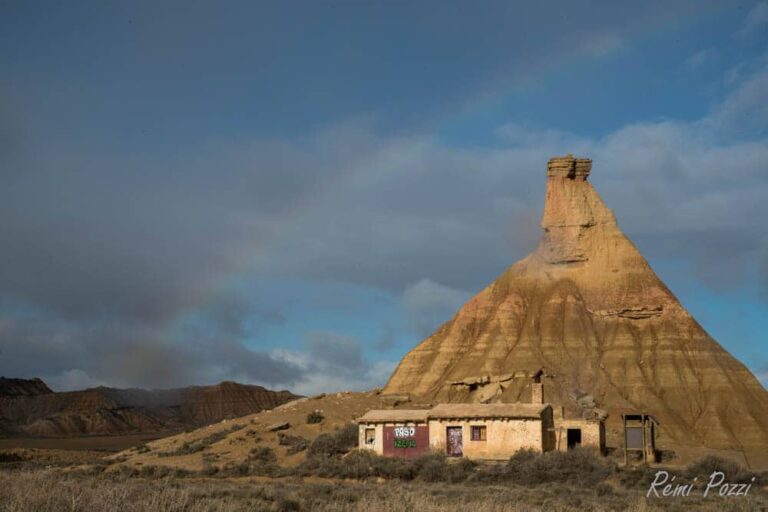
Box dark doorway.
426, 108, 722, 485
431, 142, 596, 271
446, 427, 463, 457
567, 428, 582, 449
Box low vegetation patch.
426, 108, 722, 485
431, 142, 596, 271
306, 410, 325, 424
294, 446, 613, 486
0, 452, 26, 463
157, 424, 245, 457
685, 455, 758, 483
3, 463, 764, 512
220, 446, 280, 477
278, 432, 309, 454
304, 423, 358, 460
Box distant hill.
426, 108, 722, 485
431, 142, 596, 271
0, 377, 53, 398
0, 377, 299, 437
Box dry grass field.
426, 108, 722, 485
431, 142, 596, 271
0, 464, 765, 512
0, 394, 765, 511
0, 440, 766, 512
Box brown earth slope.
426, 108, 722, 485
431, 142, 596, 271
111, 390, 391, 471
0, 378, 299, 437
384, 155, 768, 468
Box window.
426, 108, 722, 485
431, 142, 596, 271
470, 425, 486, 441
365, 428, 376, 445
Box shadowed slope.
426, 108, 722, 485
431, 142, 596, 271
0, 379, 299, 436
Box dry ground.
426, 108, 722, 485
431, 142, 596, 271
1, 391, 765, 511
109, 390, 395, 471
0, 465, 765, 512
107, 390, 762, 473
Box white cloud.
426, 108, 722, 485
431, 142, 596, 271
249, 55, 768, 301
738, 2, 768, 37
685, 49, 719, 70
757, 365, 768, 388
706, 69, 768, 135
270, 348, 396, 396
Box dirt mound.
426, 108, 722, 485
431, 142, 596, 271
384, 155, 768, 469
111, 390, 394, 471
0, 380, 299, 437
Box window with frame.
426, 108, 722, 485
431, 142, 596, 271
365, 428, 376, 445
470, 425, 487, 441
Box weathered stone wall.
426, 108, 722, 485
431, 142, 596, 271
358, 422, 428, 456
358, 423, 384, 454
555, 418, 604, 452
428, 418, 544, 460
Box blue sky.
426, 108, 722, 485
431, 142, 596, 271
0, 1, 766, 394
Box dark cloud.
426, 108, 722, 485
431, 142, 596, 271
0, 1, 764, 392
200, 292, 285, 339
400, 279, 471, 337
0, 305, 302, 390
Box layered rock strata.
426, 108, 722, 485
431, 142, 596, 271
385, 155, 768, 464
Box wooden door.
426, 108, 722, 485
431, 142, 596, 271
446, 426, 463, 457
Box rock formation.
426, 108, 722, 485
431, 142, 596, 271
384, 156, 768, 466
0, 377, 52, 397
0, 378, 299, 436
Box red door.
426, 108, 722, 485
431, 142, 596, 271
446, 426, 463, 457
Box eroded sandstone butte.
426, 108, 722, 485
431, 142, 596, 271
384, 155, 768, 465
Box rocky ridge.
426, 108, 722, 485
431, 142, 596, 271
0, 378, 299, 437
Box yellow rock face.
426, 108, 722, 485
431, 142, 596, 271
384, 155, 768, 464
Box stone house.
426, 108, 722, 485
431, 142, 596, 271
357, 409, 430, 458
426, 403, 555, 459
358, 403, 557, 460
553, 416, 605, 453
359, 375, 607, 459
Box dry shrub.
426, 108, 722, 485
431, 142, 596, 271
221, 446, 279, 477
306, 410, 325, 424
0, 452, 26, 463
305, 423, 358, 461
685, 455, 757, 483
0, 467, 766, 512
472, 448, 614, 486
278, 433, 309, 454
158, 424, 245, 457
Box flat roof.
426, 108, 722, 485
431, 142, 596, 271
622, 413, 660, 425
357, 409, 429, 423
428, 403, 550, 420
357, 403, 551, 423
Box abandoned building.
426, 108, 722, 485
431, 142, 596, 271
358, 403, 553, 459
357, 409, 430, 458
359, 379, 606, 460
622, 413, 659, 464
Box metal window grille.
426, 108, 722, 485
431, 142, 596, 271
471, 425, 486, 441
